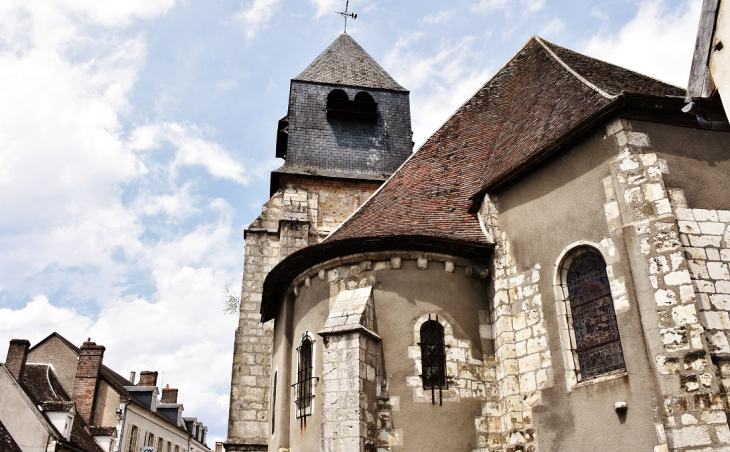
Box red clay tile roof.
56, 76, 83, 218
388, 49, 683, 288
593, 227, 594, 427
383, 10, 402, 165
324, 37, 684, 244
260, 36, 685, 320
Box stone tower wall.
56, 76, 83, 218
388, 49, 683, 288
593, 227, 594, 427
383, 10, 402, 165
225, 177, 382, 451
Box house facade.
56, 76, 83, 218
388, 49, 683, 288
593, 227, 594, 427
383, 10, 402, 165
0, 333, 210, 452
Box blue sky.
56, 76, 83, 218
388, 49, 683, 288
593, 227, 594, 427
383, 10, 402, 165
0, 0, 702, 443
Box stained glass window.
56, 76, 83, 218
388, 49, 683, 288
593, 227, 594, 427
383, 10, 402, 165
419, 319, 447, 396
567, 251, 625, 379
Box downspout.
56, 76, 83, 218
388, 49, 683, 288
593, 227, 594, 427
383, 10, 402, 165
115, 398, 131, 452
696, 111, 730, 130
682, 101, 730, 131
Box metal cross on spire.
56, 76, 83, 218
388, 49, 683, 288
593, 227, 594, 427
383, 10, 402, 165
335, 0, 357, 33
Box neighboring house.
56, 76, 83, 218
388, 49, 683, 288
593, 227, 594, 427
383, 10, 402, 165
686, 0, 729, 128
226, 30, 730, 452
0, 333, 210, 452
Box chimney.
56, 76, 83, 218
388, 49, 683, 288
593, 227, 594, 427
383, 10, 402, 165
215, 442, 223, 452
162, 384, 178, 404
138, 371, 158, 387
5, 339, 30, 380
72, 338, 105, 425
129, 371, 136, 384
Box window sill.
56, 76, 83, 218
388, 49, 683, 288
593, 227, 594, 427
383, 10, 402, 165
575, 369, 628, 388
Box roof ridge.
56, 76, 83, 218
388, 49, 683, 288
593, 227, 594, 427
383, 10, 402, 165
534, 36, 614, 99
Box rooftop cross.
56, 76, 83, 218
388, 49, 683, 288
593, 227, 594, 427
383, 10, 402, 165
335, 0, 357, 33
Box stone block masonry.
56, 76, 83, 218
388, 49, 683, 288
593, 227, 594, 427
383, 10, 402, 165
605, 118, 730, 451
478, 195, 552, 452
226, 177, 382, 451
286, 251, 493, 452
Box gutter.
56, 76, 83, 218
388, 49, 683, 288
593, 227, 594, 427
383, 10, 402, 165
682, 101, 730, 131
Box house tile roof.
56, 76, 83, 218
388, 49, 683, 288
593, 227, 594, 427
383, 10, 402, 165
18, 364, 105, 452
295, 33, 406, 92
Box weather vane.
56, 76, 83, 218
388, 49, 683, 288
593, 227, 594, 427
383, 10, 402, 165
335, 1, 357, 33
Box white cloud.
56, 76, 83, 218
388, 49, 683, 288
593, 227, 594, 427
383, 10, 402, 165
539, 18, 565, 39
471, 0, 545, 16
0, 1, 244, 440
0, 296, 94, 346
130, 122, 249, 184
421, 9, 456, 25
310, 0, 340, 18
384, 34, 492, 146
581, 0, 701, 87
231, 0, 281, 41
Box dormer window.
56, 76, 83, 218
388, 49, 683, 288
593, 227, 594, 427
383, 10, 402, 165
326, 89, 378, 122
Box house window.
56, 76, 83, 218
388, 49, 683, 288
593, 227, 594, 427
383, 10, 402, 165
156, 437, 163, 452
146, 433, 155, 447
174, 446, 179, 452
293, 333, 316, 419
564, 248, 625, 379
166, 441, 171, 452
419, 315, 448, 404
126, 426, 139, 452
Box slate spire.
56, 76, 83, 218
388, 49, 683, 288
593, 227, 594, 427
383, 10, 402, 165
295, 33, 406, 91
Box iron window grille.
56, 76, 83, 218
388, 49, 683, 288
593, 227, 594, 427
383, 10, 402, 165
292, 334, 318, 419
567, 251, 626, 379
418, 315, 450, 405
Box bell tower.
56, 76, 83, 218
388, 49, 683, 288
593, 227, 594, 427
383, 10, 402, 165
225, 33, 413, 451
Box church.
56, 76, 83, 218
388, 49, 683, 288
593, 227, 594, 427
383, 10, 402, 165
224, 9, 730, 451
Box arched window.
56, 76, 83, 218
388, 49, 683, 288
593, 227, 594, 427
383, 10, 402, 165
294, 333, 316, 419
419, 317, 447, 405
354, 91, 375, 103
326, 89, 349, 109
326, 89, 378, 121
565, 249, 625, 379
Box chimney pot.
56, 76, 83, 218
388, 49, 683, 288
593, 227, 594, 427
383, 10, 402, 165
129, 371, 136, 384
139, 371, 158, 387
162, 386, 179, 404
5, 339, 30, 380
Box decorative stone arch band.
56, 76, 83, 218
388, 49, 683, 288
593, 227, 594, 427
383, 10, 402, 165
552, 240, 628, 390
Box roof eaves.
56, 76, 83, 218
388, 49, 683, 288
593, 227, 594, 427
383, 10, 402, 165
261, 235, 493, 322
291, 78, 411, 94
534, 36, 615, 100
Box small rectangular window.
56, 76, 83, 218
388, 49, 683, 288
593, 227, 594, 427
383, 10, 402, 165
127, 426, 139, 452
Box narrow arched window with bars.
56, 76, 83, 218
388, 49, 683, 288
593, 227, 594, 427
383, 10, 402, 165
293, 333, 316, 419
419, 316, 448, 404
565, 249, 626, 379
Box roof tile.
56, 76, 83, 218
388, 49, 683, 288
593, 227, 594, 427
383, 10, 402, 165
295, 33, 406, 91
